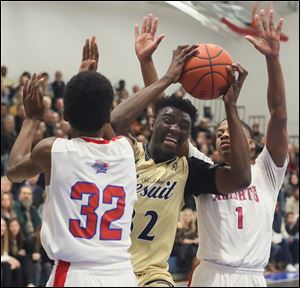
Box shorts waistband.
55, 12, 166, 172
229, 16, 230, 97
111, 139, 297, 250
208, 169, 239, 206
55, 259, 133, 273
201, 260, 264, 276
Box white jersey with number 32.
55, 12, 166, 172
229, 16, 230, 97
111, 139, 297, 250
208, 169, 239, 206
41, 136, 137, 266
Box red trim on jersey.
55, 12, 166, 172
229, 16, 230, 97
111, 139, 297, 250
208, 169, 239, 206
80, 136, 123, 144
187, 264, 198, 287
53, 260, 70, 287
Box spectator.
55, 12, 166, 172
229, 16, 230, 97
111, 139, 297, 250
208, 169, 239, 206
284, 173, 299, 198
51, 71, 65, 101
115, 79, 129, 104
1, 192, 17, 222
284, 212, 299, 269
285, 187, 299, 219
1, 115, 17, 175
40, 72, 54, 99
8, 218, 37, 287
1, 217, 22, 287
24, 176, 44, 209
173, 208, 199, 275
192, 117, 210, 140
13, 186, 41, 239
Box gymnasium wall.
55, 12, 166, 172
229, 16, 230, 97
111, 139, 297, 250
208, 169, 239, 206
1, 1, 299, 135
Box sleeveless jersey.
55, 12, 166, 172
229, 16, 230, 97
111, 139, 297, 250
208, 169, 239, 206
41, 137, 137, 266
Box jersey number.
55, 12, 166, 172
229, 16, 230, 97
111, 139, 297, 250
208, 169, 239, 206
69, 182, 125, 240
235, 206, 243, 229
131, 209, 158, 241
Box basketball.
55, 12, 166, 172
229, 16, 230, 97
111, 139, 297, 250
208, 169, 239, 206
179, 43, 233, 100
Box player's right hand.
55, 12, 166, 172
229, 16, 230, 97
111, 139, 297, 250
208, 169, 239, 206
223, 62, 248, 104
165, 45, 199, 83
79, 36, 99, 72
135, 14, 165, 62
23, 73, 45, 120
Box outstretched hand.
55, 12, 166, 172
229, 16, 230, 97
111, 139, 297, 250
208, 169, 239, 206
135, 14, 165, 62
223, 63, 248, 104
165, 45, 199, 83
245, 9, 283, 58
79, 36, 99, 72
23, 73, 45, 120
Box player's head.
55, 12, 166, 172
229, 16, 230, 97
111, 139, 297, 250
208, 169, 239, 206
216, 119, 255, 163
150, 94, 196, 157
63, 71, 113, 133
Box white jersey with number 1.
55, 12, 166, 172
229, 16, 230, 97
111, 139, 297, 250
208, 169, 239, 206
190, 146, 288, 287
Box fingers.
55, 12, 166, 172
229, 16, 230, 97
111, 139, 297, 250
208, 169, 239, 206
141, 16, 147, 34
153, 34, 165, 49
91, 35, 96, 58
183, 48, 198, 62
260, 9, 268, 31
255, 14, 263, 36
245, 35, 258, 47
23, 79, 29, 103
232, 62, 248, 86
146, 14, 153, 33
226, 65, 236, 85
180, 44, 198, 58
134, 24, 140, 39
150, 17, 158, 36
269, 10, 275, 31
276, 18, 284, 36
82, 38, 89, 61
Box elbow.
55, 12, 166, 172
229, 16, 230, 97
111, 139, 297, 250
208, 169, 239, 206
238, 173, 252, 190
271, 110, 287, 126
7, 167, 23, 184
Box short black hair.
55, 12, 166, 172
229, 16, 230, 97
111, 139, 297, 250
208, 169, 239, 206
218, 118, 254, 139
154, 94, 197, 125
64, 71, 113, 133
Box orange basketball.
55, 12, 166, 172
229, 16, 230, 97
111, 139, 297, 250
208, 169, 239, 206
179, 43, 233, 100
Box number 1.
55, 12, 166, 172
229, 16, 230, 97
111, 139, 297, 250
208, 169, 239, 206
235, 207, 243, 229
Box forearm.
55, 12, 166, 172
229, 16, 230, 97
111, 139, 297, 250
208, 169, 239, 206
266, 56, 287, 119
225, 103, 251, 184
111, 75, 173, 134
7, 119, 40, 181
140, 58, 166, 113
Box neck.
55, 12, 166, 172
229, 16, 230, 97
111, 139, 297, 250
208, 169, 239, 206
71, 128, 103, 139
147, 140, 176, 164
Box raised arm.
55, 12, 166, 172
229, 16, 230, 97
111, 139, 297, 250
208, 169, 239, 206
79, 36, 115, 139
215, 63, 251, 193
7, 74, 54, 183
135, 14, 165, 90
111, 45, 198, 135
246, 9, 288, 166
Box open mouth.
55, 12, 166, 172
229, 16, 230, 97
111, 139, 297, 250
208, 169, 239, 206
220, 141, 230, 150
163, 135, 179, 148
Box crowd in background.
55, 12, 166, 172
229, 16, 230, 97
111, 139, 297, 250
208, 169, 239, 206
1, 67, 299, 286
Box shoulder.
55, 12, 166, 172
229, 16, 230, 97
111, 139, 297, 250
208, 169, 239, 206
31, 137, 56, 171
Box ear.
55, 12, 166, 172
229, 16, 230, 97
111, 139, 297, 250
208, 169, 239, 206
248, 138, 256, 151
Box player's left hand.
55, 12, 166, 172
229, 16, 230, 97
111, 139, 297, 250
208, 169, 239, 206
23, 73, 45, 120
135, 14, 165, 63
245, 9, 283, 58
79, 36, 99, 72
223, 62, 248, 104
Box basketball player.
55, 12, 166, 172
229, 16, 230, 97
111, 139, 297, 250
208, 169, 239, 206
6, 39, 197, 286
188, 9, 288, 287
110, 16, 251, 287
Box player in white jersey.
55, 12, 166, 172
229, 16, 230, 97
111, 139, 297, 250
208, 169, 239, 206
6, 37, 200, 287
189, 10, 288, 287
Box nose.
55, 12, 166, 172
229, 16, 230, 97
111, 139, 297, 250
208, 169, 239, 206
169, 123, 180, 133
220, 130, 230, 140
